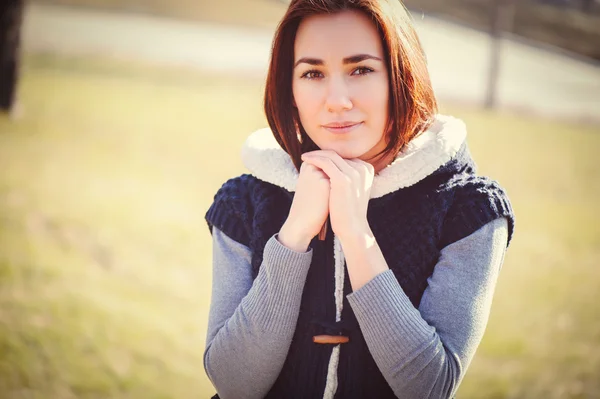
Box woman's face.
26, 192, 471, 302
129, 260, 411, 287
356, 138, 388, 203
292, 10, 390, 162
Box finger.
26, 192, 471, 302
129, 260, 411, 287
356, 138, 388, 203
345, 160, 374, 191
306, 150, 355, 176
301, 161, 329, 179
301, 156, 347, 183
347, 159, 375, 177
303, 150, 356, 177
299, 161, 308, 173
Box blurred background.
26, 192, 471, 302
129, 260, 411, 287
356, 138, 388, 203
0, 0, 598, 398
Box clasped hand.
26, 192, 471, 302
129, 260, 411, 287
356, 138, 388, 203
300, 150, 374, 242
278, 150, 375, 252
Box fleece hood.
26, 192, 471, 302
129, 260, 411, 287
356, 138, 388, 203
241, 114, 468, 198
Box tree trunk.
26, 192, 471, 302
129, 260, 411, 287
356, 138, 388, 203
485, 0, 516, 109
580, 0, 594, 12
0, 0, 24, 114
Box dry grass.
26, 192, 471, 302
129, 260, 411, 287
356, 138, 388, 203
33, 0, 288, 29
0, 53, 599, 398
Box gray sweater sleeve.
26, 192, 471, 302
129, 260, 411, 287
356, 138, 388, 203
205, 218, 508, 399
203, 231, 313, 399
346, 217, 509, 398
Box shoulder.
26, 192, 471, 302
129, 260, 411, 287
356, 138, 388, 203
204, 174, 261, 246
212, 173, 260, 199
444, 174, 511, 206
438, 174, 515, 249
205, 174, 289, 246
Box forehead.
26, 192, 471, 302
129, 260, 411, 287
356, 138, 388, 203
294, 10, 384, 61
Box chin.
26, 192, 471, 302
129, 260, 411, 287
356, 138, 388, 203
318, 142, 372, 160
316, 146, 360, 159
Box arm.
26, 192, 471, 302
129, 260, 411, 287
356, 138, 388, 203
345, 217, 509, 399
204, 228, 313, 399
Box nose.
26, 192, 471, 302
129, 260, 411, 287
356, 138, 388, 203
325, 75, 353, 113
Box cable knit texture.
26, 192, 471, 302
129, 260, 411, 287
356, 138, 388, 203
205, 115, 515, 398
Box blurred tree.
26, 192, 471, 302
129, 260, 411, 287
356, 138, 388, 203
485, 0, 516, 109
580, 0, 595, 11
0, 0, 24, 116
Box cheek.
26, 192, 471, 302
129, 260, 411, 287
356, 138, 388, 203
293, 83, 320, 118
360, 84, 389, 125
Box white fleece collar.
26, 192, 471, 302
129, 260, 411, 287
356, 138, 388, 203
241, 114, 467, 199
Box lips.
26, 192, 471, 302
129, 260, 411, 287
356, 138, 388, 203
323, 121, 361, 128
322, 121, 363, 134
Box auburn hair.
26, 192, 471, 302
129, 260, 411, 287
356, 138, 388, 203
264, 0, 438, 171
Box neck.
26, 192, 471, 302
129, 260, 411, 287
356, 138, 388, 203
367, 151, 397, 175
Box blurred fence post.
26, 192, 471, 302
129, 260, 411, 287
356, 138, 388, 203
485, 0, 516, 109
580, 0, 594, 11
0, 0, 24, 115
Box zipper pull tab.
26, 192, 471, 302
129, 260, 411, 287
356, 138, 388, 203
318, 217, 329, 241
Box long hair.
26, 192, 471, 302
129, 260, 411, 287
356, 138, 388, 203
263, 0, 438, 171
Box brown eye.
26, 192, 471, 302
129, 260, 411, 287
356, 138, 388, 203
352, 66, 374, 76
301, 70, 323, 80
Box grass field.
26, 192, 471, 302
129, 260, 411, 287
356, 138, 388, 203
0, 53, 599, 398
34, 0, 289, 29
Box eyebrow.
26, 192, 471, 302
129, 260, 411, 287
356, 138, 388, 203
293, 54, 382, 68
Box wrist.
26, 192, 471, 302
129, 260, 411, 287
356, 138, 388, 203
278, 222, 312, 253
337, 222, 373, 246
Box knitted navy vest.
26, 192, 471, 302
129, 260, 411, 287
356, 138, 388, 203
205, 142, 514, 399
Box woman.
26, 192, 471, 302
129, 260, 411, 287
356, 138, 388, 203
204, 1, 515, 398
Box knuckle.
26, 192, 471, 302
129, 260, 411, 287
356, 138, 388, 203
301, 162, 313, 172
